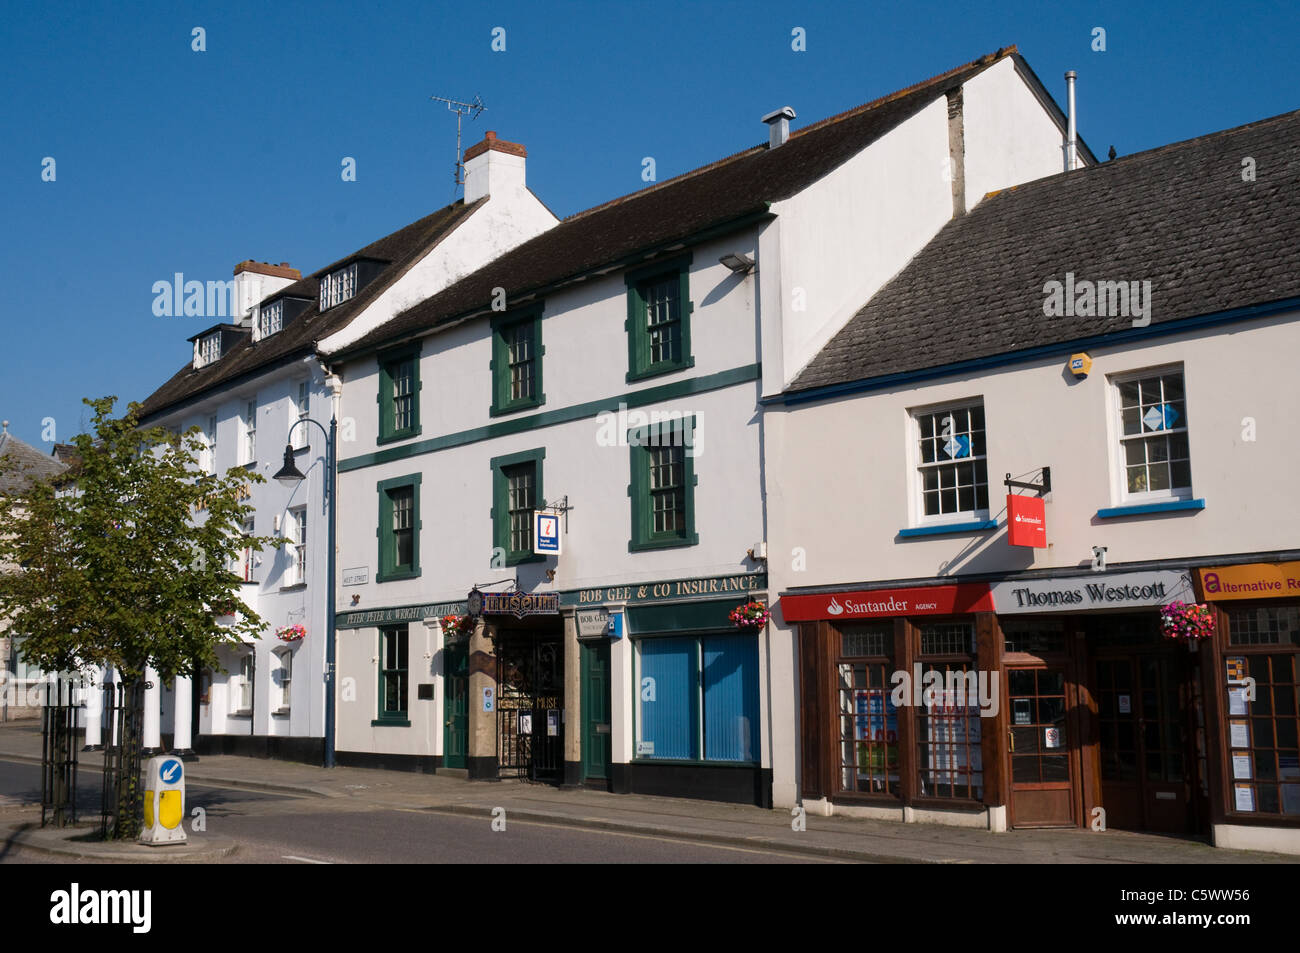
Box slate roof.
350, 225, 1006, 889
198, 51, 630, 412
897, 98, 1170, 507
0, 430, 69, 494
790, 108, 1300, 395
138, 199, 486, 420
334, 47, 1054, 358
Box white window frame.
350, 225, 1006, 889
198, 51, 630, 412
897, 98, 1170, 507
292, 380, 310, 450
1107, 365, 1193, 505
319, 263, 358, 310
198, 333, 222, 367
907, 397, 990, 526
257, 300, 283, 340
233, 652, 253, 714
243, 399, 257, 464
235, 517, 256, 582
206, 414, 218, 475
275, 648, 292, 712
288, 506, 307, 586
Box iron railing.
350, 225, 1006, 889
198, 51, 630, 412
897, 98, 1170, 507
100, 680, 146, 840
39, 678, 80, 828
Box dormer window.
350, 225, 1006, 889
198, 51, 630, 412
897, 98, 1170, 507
319, 263, 358, 311
257, 300, 284, 339
198, 333, 222, 367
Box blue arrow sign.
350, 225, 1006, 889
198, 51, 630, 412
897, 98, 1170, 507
160, 758, 183, 784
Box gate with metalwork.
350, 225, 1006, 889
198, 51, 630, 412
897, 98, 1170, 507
495, 633, 563, 782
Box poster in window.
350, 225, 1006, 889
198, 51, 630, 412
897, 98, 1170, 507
853, 690, 899, 782
1232, 753, 1252, 779
925, 689, 981, 789
1234, 784, 1256, 812
518, 712, 533, 735
1228, 687, 1248, 715
1229, 720, 1250, 749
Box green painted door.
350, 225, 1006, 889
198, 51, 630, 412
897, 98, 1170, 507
443, 641, 468, 770
581, 639, 612, 781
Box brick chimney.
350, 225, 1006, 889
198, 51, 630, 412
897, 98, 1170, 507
463, 131, 527, 204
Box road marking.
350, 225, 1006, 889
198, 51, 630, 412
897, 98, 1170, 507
412, 808, 853, 863
282, 855, 332, 864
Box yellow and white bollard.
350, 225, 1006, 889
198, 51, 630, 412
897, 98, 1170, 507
139, 756, 188, 846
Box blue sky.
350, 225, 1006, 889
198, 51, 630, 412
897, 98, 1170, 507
1, 0, 1296, 446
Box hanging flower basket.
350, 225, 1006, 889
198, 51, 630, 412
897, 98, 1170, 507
730, 599, 771, 630
1159, 602, 1215, 642
275, 623, 307, 643
440, 614, 474, 638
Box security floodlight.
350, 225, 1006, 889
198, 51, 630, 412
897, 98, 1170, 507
719, 253, 755, 274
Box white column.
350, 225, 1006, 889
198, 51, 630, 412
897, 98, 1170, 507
143, 665, 162, 753
173, 674, 194, 757
82, 664, 104, 750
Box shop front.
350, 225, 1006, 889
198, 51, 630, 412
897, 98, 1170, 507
566, 571, 771, 806
788, 569, 1209, 835
785, 582, 1003, 829
1197, 560, 1300, 854
989, 570, 1203, 835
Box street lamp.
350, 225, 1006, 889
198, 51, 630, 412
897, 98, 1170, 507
272, 413, 338, 769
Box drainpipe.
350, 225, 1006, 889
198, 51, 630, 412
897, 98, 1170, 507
1064, 70, 1078, 172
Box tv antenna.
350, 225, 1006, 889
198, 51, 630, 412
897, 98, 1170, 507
430, 93, 486, 189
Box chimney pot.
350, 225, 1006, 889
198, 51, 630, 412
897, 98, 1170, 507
761, 106, 796, 149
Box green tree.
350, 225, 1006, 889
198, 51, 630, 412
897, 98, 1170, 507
0, 397, 273, 681
0, 397, 278, 836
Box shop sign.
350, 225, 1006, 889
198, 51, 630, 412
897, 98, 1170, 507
1006, 495, 1047, 548
472, 590, 561, 619
990, 570, 1194, 615
576, 608, 610, 639
1199, 561, 1300, 601
780, 583, 993, 622
566, 572, 765, 608
336, 599, 467, 629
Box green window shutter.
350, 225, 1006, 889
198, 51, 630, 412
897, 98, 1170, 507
625, 254, 694, 383
488, 447, 546, 566
628, 416, 698, 552
377, 344, 422, 445
376, 473, 421, 582
490, 307, 545, 417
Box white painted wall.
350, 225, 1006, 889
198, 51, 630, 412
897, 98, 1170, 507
961, 56, 1077, 211
318, 188, 558, 355
765, 96, 952, 396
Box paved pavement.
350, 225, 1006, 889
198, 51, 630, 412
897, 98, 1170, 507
1, 722, 1295, 864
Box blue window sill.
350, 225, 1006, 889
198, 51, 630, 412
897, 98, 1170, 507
1096, 498, 1205, 519
898, 519, 998, 539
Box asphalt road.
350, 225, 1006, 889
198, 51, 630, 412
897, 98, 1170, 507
0, 759, 845, 864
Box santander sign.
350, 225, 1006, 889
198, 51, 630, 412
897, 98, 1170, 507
781, 584, 993, 622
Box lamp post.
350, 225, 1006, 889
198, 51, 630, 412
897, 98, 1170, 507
272, 413, 337, 769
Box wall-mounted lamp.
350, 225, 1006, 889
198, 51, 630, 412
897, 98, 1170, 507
719, 253, 755, 275
1091, 546, 1108, 571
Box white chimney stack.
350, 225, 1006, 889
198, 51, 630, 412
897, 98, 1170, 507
762, 107, 796, 149
463, 131, 527, 203
1064, 71, 1078, 172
